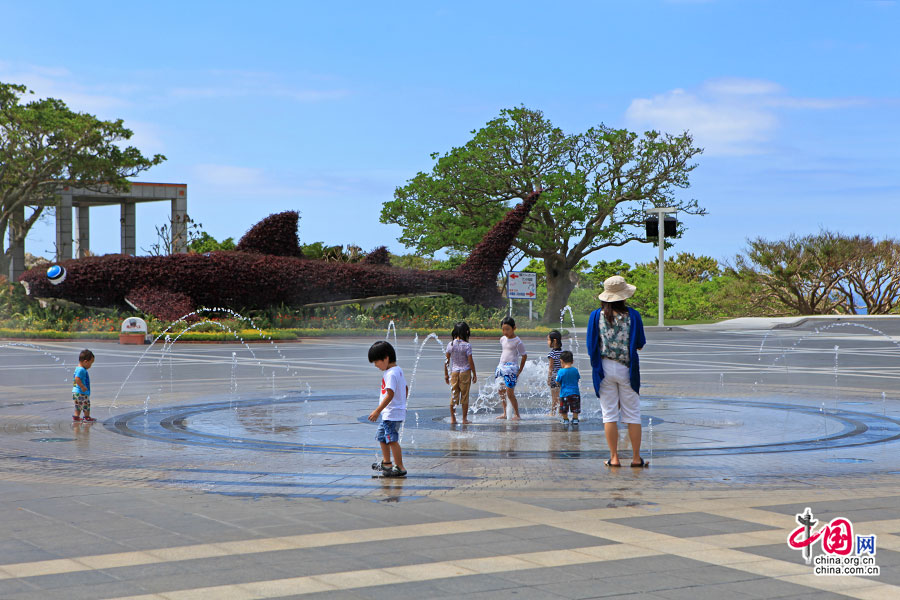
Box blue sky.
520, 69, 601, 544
2, 0, 898, 268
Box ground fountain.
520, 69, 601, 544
4, 305, 899, 498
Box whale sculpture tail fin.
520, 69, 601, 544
236, 211, 303, 257
453, 190, 540, 307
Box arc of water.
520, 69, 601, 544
833, 345, 839, 414
385, 320, 398, 345
758, 331, 770, 362
768, 322, 900, 373
407, 332, 443, 401
560, 305, 589, 416
0, 342, 69, 382
113, 308, 243, 409
115, 319, 264, 409
119, 306, 302, 410
399, 333, 442, 443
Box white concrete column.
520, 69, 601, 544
74, 205, 90, 258
7, 204, 26, 281
56, 193, 73, 261
120, 202, 136, 255
171, 195, 188, 254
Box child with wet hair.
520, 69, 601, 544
546, 330, 563, 416
72, 349, 96, 422
368, 341, 409, 477
555, 350, 581, 425
444, 321, 477, 425
494, 316, 526, 420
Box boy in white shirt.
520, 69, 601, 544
368, 341, 408, 477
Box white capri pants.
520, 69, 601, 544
599, 358, 641, 424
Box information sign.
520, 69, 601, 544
507, 271, 537, 299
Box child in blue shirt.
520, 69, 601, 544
555, 350, 581, 425
72, 349, 96, 422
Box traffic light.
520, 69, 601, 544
645, 215, 677, 238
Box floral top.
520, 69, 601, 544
600, 311, 631, 366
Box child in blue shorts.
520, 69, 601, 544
555, 350, 581, 425
368, 341, 408, 477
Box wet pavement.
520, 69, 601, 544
1, 319, 899, 598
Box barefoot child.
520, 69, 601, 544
368, 341, 408, 477
494, 316, 527, 420
556, 350, 581, 425
547, 330, 563, 416
444, 322, 477, 425
72, 349, 96, 422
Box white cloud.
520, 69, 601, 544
0, 63, 131, 114
170, 86, 349, 102
168, 70, 350, 103
625, 77, 868, 156
189, 165, 399, 201
192, 164, 266, 187
626, 87, 776, 156
703, 77, 782, 96
120, 120, 167, 155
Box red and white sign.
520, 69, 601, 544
508, 271, 537, 299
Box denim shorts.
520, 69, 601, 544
376, 419, 403, 444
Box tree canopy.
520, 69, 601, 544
380, 107, 704, 321
0, 81, 165, 275
732, 231, 900, 315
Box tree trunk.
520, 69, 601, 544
543, 258, 578, 325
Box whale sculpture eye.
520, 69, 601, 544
47, 265, 67, 285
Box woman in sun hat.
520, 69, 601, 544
586, 275, 648, 467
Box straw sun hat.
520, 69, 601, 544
598, 275, 636, 302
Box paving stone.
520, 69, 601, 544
1, 332, 899, 599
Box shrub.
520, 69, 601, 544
360, 246, 390, 265
18, 196, 539, 322
235, 211, 303, 257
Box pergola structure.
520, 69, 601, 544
7, 182, 187, 281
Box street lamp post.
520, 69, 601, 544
646, 207, 677, 327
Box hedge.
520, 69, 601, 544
0, 329, 297, 342
234, 211, 303, 257
286, 327, 564, 338
0, 327, 565, 341
18, 194, 539, 322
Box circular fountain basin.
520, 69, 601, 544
107, 393, 900, 460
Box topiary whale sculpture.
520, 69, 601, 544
19, 191, 540, 322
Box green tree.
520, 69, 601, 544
664, 252, 720, 282
732, 231, 855, 315
380, 107, 704, 322
188, 231, 236, 253
834, 237, 900, 315
0, 82, 164, 275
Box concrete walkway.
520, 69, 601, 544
0, 327, 898, 599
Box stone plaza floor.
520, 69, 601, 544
1, 317, 899, 599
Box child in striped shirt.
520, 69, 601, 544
546, 330, 563, 416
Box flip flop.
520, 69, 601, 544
604, 459, 621, 467
630, 458, 649, 468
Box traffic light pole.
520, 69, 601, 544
646, 207, 676, 327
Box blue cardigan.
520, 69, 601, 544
586, 306, 646, 396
